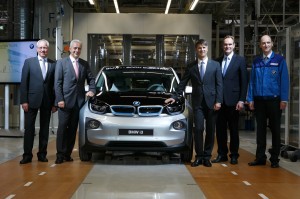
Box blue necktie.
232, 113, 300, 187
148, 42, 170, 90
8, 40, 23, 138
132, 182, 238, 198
222, 57, 228, 76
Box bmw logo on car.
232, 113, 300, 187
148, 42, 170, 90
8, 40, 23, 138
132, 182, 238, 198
133, 101, 140, 106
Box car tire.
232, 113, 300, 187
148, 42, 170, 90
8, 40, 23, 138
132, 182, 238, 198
79, 148, 92, 161
181, 147, 193, 163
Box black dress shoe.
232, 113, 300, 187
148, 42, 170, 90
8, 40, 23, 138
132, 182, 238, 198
211, 155, 228, 163
230, 157, 238, 165
271, 162, 279, 168
248, 160, 266, 166
55, 158, 64, 164
203, 159, 212, 167
191, 158, 202, 167
38, 156, 48, 162
64, 156, 74, 162
20, 157, 32, 164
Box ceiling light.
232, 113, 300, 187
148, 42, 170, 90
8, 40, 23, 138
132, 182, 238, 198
189, 0, 199, 10
88, 0, 94, 5
165, 0, 172, 14
113, 0, 120, 14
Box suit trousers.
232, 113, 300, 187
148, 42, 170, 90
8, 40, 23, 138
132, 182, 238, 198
254, 98, 282, 163
56, 105, 80, 159
215, 105, 240, 158
23, 104, 51, 158
193, 102, 218, 160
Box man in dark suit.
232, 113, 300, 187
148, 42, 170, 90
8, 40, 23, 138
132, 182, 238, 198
54, 39, 96, 164
20, 39, 56, 164
165, 39, 223, 167
211, 35, 248, 165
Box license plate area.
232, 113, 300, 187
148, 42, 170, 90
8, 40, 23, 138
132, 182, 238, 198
119, 129, 153, 136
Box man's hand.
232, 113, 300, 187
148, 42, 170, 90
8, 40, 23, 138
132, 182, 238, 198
86, 91, 95, 97
214, 103, 221, 111
164, 98, 175, 104
280, 101, 287, 110
249, 102, 255, 110
51, 106, 58, 113
22, 103, 29, 112
236, 101, 244, 111
58, 101, 65, 109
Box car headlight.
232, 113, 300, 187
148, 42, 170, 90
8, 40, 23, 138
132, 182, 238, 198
85, 118, 101, 129
89, 100, 110, 114
165, 101, 184, 115
172, 120, 186, 130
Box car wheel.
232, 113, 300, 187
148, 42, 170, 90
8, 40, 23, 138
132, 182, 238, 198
181, 112, 194, 163
79, 148, 92, 161
181, 148, 193, 163
290, 152, 298, 162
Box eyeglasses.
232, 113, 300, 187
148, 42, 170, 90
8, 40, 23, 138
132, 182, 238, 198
38, 46, 48, 50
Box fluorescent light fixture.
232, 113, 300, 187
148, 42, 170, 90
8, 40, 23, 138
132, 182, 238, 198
88, 0, 94, 5
113, 0, 120, 14
189, 0, 199, 10
165, 0, 172, 14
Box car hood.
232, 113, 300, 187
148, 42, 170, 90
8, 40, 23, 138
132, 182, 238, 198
92, 91, 174, 106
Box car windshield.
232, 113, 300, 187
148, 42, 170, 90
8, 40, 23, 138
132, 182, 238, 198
96, 66, 179, 93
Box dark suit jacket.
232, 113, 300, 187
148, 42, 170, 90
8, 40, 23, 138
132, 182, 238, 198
54, 57, 96, 109
20, 57, 56, 109
176, 59, 223, 109
215, 54, 248, 106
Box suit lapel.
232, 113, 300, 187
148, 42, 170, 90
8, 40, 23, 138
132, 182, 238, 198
225, 54, 236, 75
34, 57, 44, 80
193, 62, 202, 82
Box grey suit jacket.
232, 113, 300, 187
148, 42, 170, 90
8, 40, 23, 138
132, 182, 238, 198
215, 54, 248, 106
54, 57, 96, 109
20, 56, 56, 109
176, 59, 223, 109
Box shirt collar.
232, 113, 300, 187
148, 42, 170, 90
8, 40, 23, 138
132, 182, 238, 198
198, 57, 208, 65
38, 55, 47, 62
224, 52, 234, 60
70, 55, 78, 63
264, 51, 273, 59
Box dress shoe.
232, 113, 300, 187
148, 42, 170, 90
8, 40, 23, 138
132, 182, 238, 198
64, 156, 74, 162
248, 160, 266, 166
55, 158, 64, 164
271, 162, 279, 168
203, 159, 212, 167
191, 158, 202, 167
211, 155, 228, 163
230, 157, 238, 165
38, 156, 48, 162
20, 157, 32, 164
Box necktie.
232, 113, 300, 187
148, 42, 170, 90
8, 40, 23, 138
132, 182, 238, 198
41, 59, 47, 80
73, 60, 79, 79
200, 61, 205, 80
222, 56, 228, 76
264, 56, 269, 64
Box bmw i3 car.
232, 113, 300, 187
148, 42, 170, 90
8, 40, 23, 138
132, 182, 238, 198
78, 66, 193, 162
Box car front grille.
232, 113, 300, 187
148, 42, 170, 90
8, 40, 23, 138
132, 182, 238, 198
110, 105, 163, 117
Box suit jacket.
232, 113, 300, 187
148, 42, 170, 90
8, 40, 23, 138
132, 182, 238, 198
20, 57, 56, 109
54, 57, 96, 109
176, 59, 223, 109
215, 54, 248, 106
